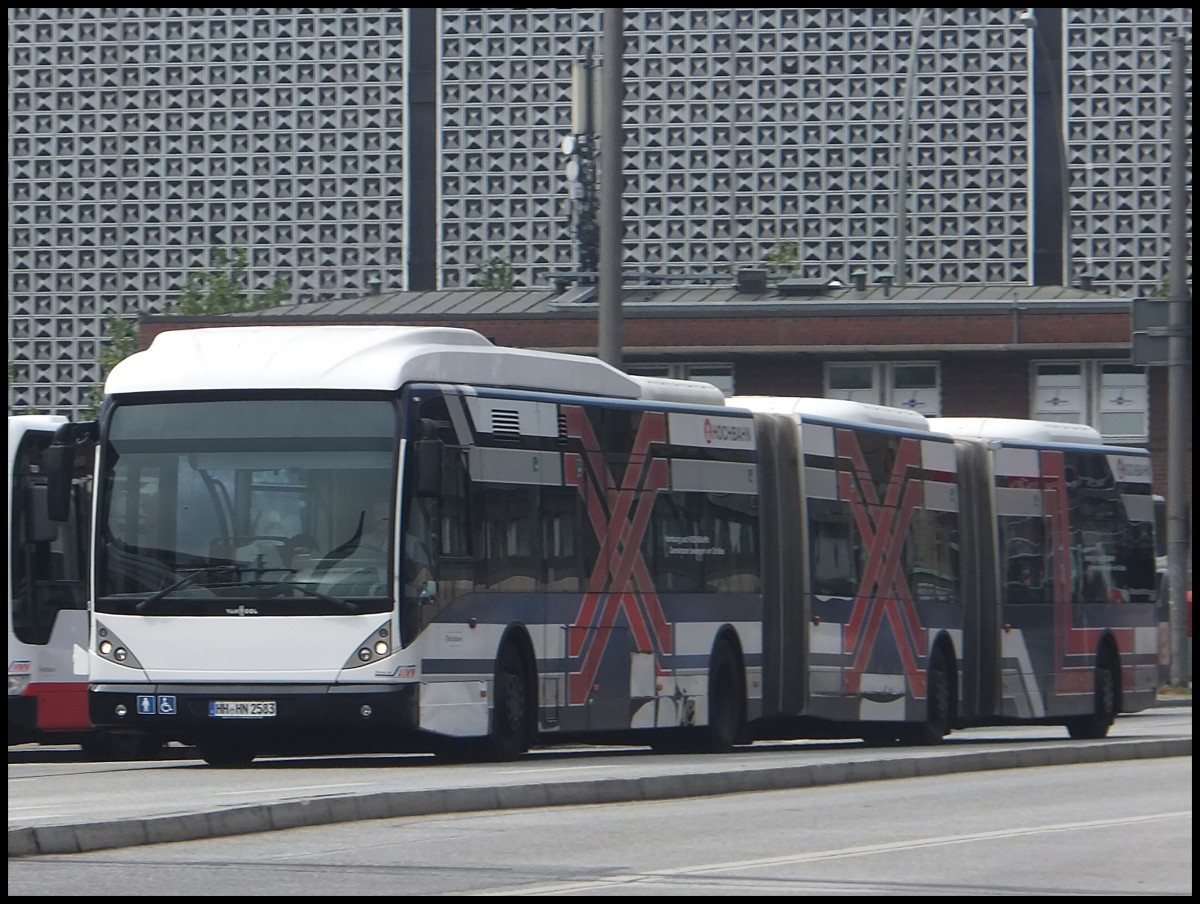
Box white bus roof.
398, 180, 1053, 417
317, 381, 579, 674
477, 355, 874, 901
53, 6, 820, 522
929, 417, 1104, 446
630, 375, 726, 406
106, 325, 722, 406
9, 414, 69, 469
727, 396, 931, 432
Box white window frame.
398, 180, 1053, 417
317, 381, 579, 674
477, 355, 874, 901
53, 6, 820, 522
824, 361, 942, 415
1030, 359, 1148, 443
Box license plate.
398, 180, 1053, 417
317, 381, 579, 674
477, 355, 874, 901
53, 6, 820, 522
209, 700, 276, 718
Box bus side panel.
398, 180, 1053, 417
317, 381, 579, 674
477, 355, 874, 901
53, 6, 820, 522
993, 446, 1159, 721
410, 390, 762, 741
799, 422, 964, 726
27, 610, 90, 731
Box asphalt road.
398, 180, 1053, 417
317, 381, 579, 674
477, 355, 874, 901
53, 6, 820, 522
9, 700, 1191, 859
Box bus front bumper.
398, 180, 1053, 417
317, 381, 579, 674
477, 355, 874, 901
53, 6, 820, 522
88, 682, 422, 753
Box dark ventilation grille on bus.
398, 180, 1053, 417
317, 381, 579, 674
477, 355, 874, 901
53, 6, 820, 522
491, 409, 521, 437
558, 412, 568, 444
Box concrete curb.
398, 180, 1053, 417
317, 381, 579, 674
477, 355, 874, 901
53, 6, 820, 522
8, 736, 1191, 859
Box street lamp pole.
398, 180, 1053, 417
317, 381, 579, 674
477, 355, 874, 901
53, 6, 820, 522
598, 9, 624, 368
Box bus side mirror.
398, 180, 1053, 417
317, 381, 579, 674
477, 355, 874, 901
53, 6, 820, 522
44, 444, 76, 523
45, 421, 98, 523
415, 439, 443, 498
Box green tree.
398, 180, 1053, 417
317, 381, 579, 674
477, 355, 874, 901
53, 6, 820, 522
6, 360, 38, 414
761, 241, 803, 277
84, 246, 291, 417
472, 255, 517, 291
173, 246, 290, 314
81, 312, 140, 418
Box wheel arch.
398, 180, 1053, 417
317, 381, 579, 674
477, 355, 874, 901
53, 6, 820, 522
705, 624, 749, 748
496, 623, 538, 743
712, 624, 747, 683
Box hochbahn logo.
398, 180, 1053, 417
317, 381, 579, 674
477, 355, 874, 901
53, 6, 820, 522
562, 406, 671, 706
703, 417, 752, 445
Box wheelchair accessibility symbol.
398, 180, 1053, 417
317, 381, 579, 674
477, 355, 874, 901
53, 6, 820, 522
135, 695, 176, 715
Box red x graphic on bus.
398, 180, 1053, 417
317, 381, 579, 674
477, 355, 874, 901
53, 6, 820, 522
562, 406, 672, 706
836, 430, 929, 696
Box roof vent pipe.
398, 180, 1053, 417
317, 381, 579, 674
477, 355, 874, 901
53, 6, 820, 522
852, 268, 868, 293
735, 268, 769, 294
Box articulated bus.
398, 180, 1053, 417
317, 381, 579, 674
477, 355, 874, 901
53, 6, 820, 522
734, 399, 1159, 745
52, 326, 1157, 765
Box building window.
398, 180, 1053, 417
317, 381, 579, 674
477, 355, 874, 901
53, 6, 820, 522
824, 362, 941, 415
628, 362, 734, 396
1031, 360, 1148, 443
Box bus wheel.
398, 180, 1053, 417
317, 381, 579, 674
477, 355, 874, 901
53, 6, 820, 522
199, 741, 257, 767
907, 647, 953, 746
486, 641, 532, 761
1066, 657, 1119, 740
699, 638, 745, 753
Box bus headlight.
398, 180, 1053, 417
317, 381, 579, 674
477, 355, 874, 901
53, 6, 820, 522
94, 622, 144, 669
343, 622, 393, 669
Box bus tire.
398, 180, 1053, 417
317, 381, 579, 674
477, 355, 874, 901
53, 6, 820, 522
485, 640, 532, 761
1066, 655, 1119, 740
699, 637, 746, 753
906, 645, 953, 746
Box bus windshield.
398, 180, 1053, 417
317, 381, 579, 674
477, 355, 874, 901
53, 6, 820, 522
95, 397, 398, 616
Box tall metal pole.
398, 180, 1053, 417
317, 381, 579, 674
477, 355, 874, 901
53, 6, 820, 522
598, 9, 624, 368
894, 10, 923, 289
1165, 34, 1192, 686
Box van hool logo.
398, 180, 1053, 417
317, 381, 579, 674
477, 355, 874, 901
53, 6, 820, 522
703, 418, 752, 445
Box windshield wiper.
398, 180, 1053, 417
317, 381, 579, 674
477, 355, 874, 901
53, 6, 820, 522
135, 565, 239, 613
135, 568, 362, 615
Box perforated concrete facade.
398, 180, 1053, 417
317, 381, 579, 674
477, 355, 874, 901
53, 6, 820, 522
7, 8, 1192, 416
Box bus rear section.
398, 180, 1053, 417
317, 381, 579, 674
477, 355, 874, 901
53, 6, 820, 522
931, 417, 1160, 738
8, 417, 104, 749
11, 416, 161, 760
735, 400, 1158, 744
